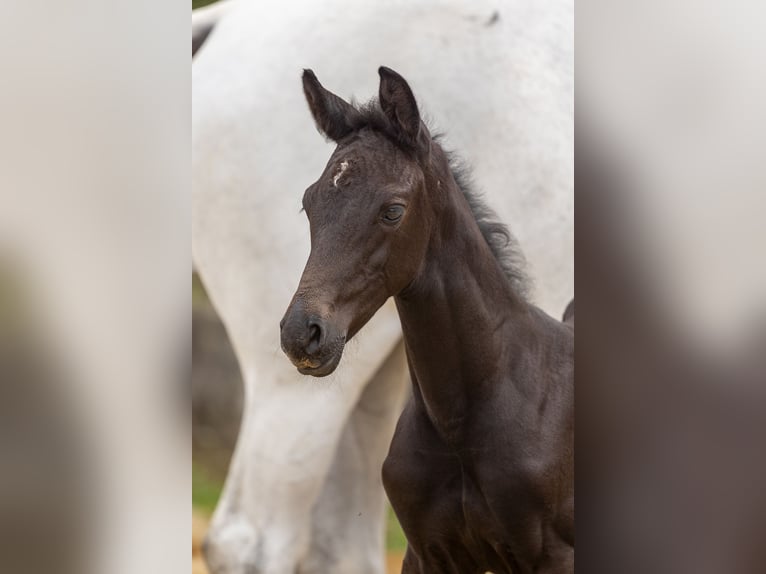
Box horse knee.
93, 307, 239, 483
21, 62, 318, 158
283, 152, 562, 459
203, 517, 256, 574
204, 514, 304, 574
381, 453, 400, 494
382, 450, 419, 499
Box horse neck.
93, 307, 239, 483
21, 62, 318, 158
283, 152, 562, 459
394, 154, 536, 440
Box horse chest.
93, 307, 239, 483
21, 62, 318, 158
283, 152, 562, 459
384, 403, 535, 572
460, 469, 518, 557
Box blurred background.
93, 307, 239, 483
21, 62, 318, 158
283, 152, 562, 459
1, 0, 190, 569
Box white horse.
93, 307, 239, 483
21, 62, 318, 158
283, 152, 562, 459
192, 1, 572, 572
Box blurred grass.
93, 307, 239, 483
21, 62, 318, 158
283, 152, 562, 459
193, 464, 223, 514
193, 463, 407, 550
192, 272, 209, 307
385, 505, 408, 552
193, 0, 218, 9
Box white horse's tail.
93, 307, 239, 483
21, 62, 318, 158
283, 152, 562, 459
192, 0, 233, 57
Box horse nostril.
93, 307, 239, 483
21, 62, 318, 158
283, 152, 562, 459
279, 317, 286, 330
306, 321, 322, 355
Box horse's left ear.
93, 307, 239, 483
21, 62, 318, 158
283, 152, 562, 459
378, 67, 428, 153
303, 69, 361, 142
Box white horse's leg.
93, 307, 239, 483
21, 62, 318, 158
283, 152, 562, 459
301, 342, 408, 574
198, 290, 402, 574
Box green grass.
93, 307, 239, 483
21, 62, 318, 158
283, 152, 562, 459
386, 505, 408, 552
193, 0, 219, 9
192, 272, 210, 308
193, 464, 223, 514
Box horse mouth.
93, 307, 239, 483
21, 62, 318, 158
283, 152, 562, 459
291, 335, 346, 377
296, 350, 343, 377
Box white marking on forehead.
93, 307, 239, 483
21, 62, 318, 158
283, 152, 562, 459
333, 160, 349, 187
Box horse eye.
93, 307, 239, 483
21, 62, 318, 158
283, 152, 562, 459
382, 205, 405, 224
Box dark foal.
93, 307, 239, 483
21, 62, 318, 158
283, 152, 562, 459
280, 67, 574, 574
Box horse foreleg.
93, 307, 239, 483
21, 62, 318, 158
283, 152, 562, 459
401, 547, 424, 574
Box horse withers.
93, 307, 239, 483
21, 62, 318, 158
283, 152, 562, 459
281, 67, 574, 574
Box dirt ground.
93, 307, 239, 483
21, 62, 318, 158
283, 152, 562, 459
192, 512, 404, 574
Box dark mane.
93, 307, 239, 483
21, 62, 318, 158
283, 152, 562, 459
447, 155, 531, 299
342, 100, 531, 298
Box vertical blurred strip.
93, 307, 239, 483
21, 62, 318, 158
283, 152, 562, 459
0, 2, 190, 574
577, 1, 766, 573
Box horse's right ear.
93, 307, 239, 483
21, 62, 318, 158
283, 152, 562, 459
378, 66, 427, 153
302, 69, 359, 142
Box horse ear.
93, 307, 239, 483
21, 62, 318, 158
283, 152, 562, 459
378, 66, 426, 151
302, 69, 359, 142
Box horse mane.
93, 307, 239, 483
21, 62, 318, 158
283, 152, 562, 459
345, 100, 531, 299
446, 154, 531, 299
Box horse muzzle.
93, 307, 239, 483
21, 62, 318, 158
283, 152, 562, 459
280, 303, 346, 377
